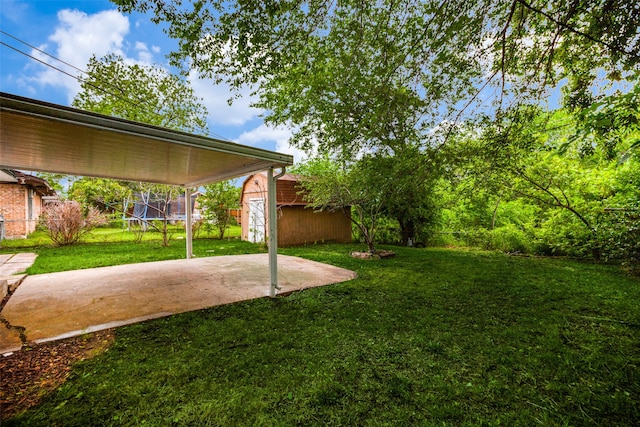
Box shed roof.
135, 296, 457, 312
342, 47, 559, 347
242, 172, 307, 206
0, 92, 293, 187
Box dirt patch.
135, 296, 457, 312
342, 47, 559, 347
0, 329, 114, 420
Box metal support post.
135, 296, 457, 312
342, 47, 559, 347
267, 167, 286, 297
185, 187, 193, 259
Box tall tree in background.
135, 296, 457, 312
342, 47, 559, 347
73, 53, 208, 133
69, 177, 131, 215
115, 0, 639, 158
72, 53, 209, 245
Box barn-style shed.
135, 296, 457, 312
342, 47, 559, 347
241, 172, 352, 247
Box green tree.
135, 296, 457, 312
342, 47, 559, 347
72, 54, 209, 246
115, 0, 639, 157
198, 181, 240, 239
73, 53, 208, 133
375, 147, 441, 246
34, 172, 67, 195
295, 148, 442, 250
69, 177, 132, 215
296, 155, 403, 253
441, 104, 640, 264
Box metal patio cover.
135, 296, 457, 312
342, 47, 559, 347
0, 92, 293, 186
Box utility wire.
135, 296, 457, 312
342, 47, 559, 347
0, 41, 81, 82
0, 30, 233, 142
1, 30, 86, 75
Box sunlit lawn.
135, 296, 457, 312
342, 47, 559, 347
2, 232, 639, 425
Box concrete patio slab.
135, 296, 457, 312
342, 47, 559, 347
0, 274, 27, 292
0, 254, 356, 354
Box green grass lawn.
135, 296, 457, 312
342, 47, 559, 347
3, 236, 640, 425
1, 226, 250, 274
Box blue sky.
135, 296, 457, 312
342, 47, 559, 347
0, 0, 305, 162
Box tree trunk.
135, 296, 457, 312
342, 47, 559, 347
399, 219, 416, 246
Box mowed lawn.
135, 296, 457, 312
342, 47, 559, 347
3, 237, 639, 426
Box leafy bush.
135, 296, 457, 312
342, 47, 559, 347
595, 209, 640, 275
42, 201, 107, 246
489, 225, 531, 253
533, 211, 594, 257
374, 216, 402, 245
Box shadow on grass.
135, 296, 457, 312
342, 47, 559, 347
5, 244, 640, 426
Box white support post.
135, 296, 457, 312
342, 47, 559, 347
185, 187, 193, 259
267, 167, 280, 297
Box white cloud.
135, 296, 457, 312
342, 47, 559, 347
30, 9, 130, 102
237, 124, 310, 164
188, 71, 263, 126
134, 41, 154, 63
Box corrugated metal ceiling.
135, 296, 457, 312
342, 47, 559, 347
0, 93, 293, 187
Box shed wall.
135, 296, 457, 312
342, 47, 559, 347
240, 173, 352, 246
278, 205, 352, 247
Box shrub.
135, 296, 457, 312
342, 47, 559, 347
42, 201, 107, 246
595, 209, 640, 275
489, 225, 531, 253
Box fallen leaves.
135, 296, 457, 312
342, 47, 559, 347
0, 329, 114, 420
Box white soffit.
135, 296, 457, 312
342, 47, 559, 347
0, 92, 293, 187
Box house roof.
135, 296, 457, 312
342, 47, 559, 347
0, 92, 293, 187
0, 169, 57, 197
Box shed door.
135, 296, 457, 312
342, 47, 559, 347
248, 198, 266, 243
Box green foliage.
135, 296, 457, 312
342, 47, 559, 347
295, 156, 385, 253
437, 104, 640, 270
594, 209, 640, 276
115, 0, 639, 158
68, 178, 131, 214
198, 181, 240, 239
7, 245, 640, 425
72, 53, 208, 134
296, 147, 441, 250
34, 172, 66, 195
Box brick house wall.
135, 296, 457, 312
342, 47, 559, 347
0, 170, 56, 239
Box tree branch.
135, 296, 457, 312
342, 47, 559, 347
515, 0, 640, 61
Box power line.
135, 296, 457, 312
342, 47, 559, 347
0, 30, 233, 143
1, 30, 86, 75
0, 41, 81, 82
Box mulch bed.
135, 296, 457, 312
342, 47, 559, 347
0, 329, 114, 420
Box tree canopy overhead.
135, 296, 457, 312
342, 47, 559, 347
114, 0, 640, 157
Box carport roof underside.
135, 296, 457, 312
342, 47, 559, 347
0, 92, 293, 186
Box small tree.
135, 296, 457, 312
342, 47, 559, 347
296, 156, 386, 253
127, 184, 179, 247
42, 201, 106, 246
199, 182, 240, 239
